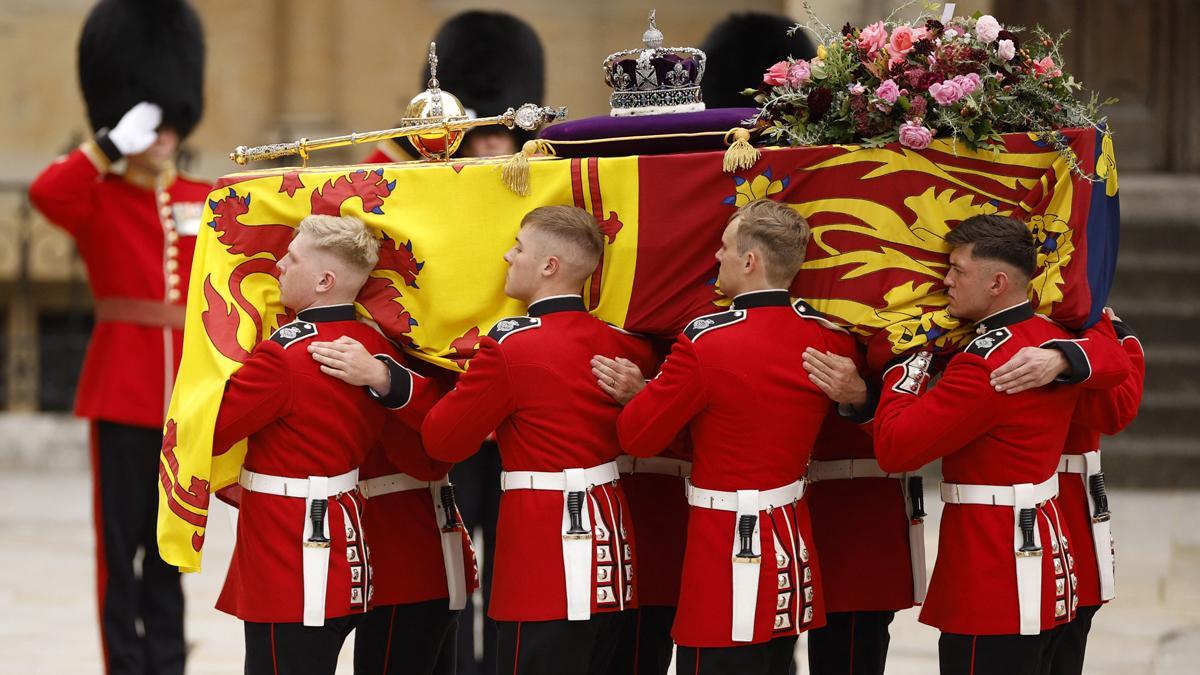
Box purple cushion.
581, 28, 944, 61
537, 108, 759, 158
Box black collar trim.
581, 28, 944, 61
732, 289, 791, 310
528, 295, 587, 317
976, 302, 1035, 333
297, 304, 357, 323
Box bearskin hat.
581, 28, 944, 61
422, 11, 545, 119
78, 0, 205, 139
700, 12, 817, 109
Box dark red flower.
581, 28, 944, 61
913, 38, 934, 56
909, 95, 928, 119
924, 19, 944, 36
807, 87, 833, 122
841, 22, 855, 36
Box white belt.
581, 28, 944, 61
359, 472, 469, 610
686, 479, 806, 512
1060, 451, 1115, 601
808, 459, 902, 482
500, 461, 619, 492
499, 461, 621, 621
615, 455, 691, 478
240, 467, 359, 498
687, 480, 804, 643
239, 468, 360, 627
940, 474, 1059, 635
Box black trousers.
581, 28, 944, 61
92, 421, 185, 675
609, 606, 675, 675
354, 600, 460, 675
1046, 604, 1101, 675
244, 615, 358, 675
674, 635, 798, 675
451, 441, 502, 675
807, 610, 896, 675
939, 631, 1055, 675
496, 612, 624, 675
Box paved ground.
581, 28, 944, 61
2, 470, 1198, 673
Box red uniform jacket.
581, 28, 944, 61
1060, 316, 1145, 608
872, 302, 1129, 635
421, 295, 656, 622
211, 305, 408, 623
361, 402, 480, 608
617, 290, 860, 648
807, 413, 916, 613
29, 142, 209, 428
362, 138, 416, 164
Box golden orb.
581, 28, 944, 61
404, 88, 468, 160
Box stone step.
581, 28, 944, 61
1109, 252, 1200, 303
1111, 299, 1200, 349
1102, 435, 1200, 487
1118, 219, 1200, 253
1120, 392, 1200, 439
1142, 348, 1200, 397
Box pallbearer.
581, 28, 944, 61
595, 199, 860, 675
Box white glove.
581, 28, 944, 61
107, 102, 162, 156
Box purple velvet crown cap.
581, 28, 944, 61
537, 107, 760, 158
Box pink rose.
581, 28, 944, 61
890, 25, 916, 55
848, 82, 866, 95
1032, 56, 1062, 78
875, 78, 902, 104
787, 61, 812, 87
929, 79, 965, 106
763, 61, 790, 86
975, 15, 1002, 43
997, 38, 1015, 61
953, 73, 982, 94
899, 120, 933, 150
858, 21, 888, 56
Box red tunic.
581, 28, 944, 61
619, 434, 692, 608
421, 295, 656, 622
28, 142, 210, 428
1059, 316, 1145, 608
361, 375, 480, 607
211, 305, 411, 623
617, 290, 860, 648
807, 413, 916, 613
872, 302, 1130, 635
362, 138, 416, 164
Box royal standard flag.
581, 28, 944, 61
159, 127, 1118, 570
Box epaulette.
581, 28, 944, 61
269, 320, 317, 349
963, 326, 1012, 359
792, 299, 849, 333
683, 309, 745, 342
487, 316, 541, 343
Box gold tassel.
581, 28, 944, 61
502, 140, 554, 196
722, 127, 760, 173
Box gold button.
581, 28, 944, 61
168, 289, 181, 302
166, 229, 179, 243
158, 191, 171, 204
168, 273, 180, 286
167, 245, 178, 258
166, 259, 178, 271
163, 219, 175, 232
160, 206, 173, 218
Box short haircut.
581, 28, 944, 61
297, 215, 380, 275
732, 199, 811, 287
946, 215, 1036, 280
520, 206, 604, 274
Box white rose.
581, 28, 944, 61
975, 15, 1002, 43
997, 38, 1015, 61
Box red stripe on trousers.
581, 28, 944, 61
90, 422, 110, 673
969, 635, 977, 675
271, 623, 279, 675
381, 605, 398, 674
513, 622, 523, 675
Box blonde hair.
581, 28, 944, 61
520, 206, 604, 277
297, 215, 380, 274
731, 199, 811, 287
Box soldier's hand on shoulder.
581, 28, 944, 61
990, 345, 1069, 394
308, 336, 390, 392
591, 355, 645, 405
802, 348, 867, 406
